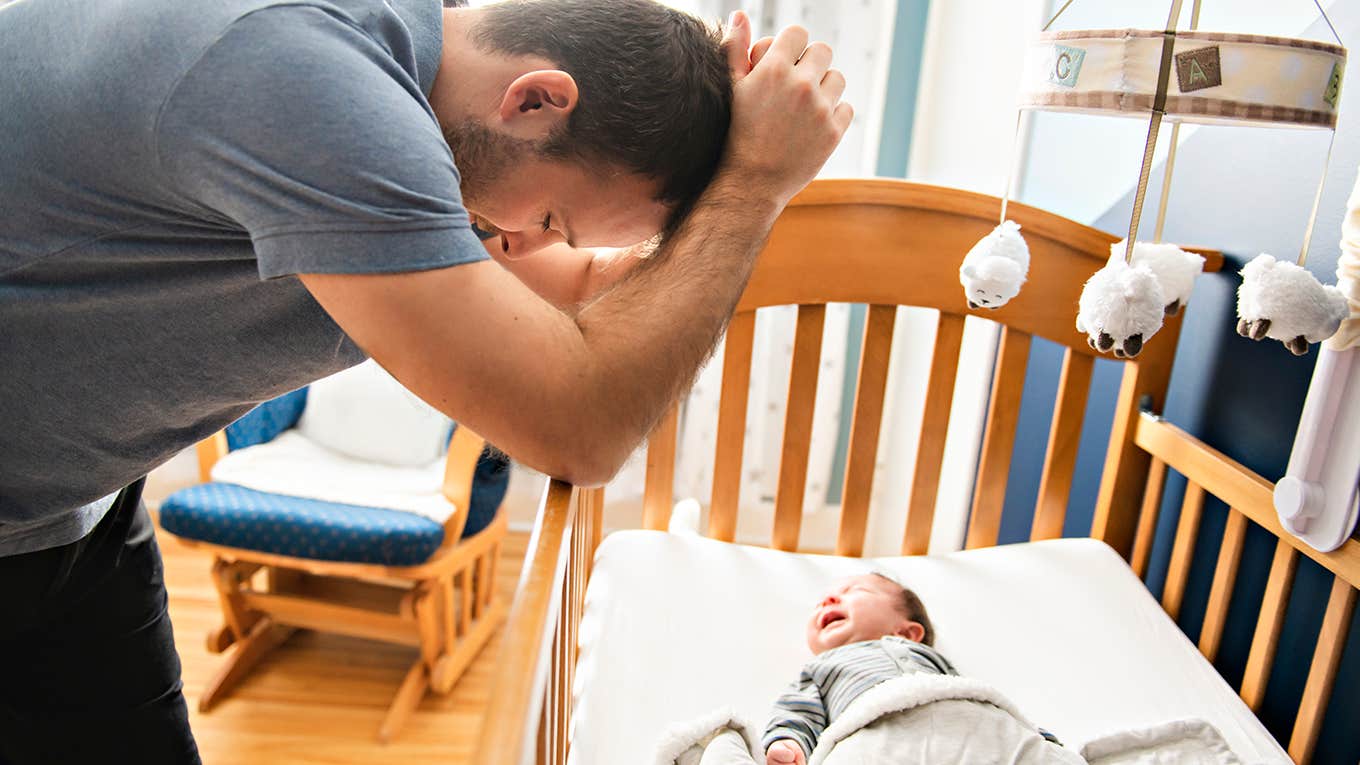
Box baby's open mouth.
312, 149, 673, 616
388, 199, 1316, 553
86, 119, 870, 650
818, 610, 846, 630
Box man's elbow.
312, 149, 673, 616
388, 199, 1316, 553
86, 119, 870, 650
525, 415, 638, 487
546, 442, 630, 488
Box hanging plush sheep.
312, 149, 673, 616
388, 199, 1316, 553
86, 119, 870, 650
1236, 254, 1350, 355
960, 220, 1030, 309
1117, 240, 1205, 315
1076, 258, 1165, 358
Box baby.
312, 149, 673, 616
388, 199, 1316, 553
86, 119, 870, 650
761, 572, 955, 765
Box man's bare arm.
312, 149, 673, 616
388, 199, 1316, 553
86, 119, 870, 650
300, 22, 851, 485
484, 240, 649, 312
300, 177, 775, 484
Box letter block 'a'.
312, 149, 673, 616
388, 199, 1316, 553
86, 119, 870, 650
1175, 46, 1222, 93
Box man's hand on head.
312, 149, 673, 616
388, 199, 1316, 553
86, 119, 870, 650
720, 11, 757, 78
717, 13, 852, 210
720, 12, 774, 81
766, 739, 807, 765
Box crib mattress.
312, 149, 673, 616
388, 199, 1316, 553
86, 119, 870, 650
568, 532, 1289, 764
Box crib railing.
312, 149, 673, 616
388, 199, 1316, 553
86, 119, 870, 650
1131, 412, 1359, 765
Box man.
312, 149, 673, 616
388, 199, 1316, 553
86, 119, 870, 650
0, 0, 850, 760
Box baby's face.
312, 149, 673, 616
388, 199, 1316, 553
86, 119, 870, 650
805, 574, 921, 654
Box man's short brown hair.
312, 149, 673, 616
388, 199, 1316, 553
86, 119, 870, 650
470, 0, 733, 234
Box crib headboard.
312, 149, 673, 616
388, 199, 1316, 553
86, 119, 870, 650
641, 179, 1221, 559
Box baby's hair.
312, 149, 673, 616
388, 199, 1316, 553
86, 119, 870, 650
869, 572, 936, 646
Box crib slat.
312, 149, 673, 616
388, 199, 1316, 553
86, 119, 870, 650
708, 311, 756, 542
1031, 349, 1094, 541
1129, 458, 1169, 579
537, 686, 551, 765
537, 695, 550, 765
1240, 539, 1299, 711
557, 526, 571, 765
571, 503, 582, 700
560, 529, 575, 765
772, 305, 827, 552
642, 405, 679, 531
1162, 482, 1206, 620
551, 557, 567, 765
1288, 576, 1357, 764
837, 304, 897, 557
568, 495, 592, 740
965, 327, 1031, 550
901, 313, 966, 555
1199, 510, 1248, 662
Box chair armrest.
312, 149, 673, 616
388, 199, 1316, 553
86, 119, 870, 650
440, 425, 488, 542
195, 432, 229, 483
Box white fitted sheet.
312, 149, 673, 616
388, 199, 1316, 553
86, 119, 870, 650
568, 532, 1288, 765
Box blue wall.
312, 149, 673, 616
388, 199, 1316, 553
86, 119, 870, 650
999, 7, 1360, 762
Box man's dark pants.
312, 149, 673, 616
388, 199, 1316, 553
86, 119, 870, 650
0, 480, 201, 764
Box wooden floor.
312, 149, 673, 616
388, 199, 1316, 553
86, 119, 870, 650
159, 525, 528, 764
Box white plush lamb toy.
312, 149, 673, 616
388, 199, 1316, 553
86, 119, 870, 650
1075, 241, 1204, 358
1075, 257, 1165, 358
960, 220, 1030, 309
1117, 240, 1205, 316
1236, 254, 1350, 355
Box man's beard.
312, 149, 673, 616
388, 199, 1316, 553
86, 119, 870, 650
441, 119, 539, 212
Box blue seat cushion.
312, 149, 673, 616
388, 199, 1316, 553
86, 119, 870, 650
159, 483, 445, 566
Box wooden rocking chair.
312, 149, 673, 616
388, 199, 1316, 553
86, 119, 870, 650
160, 374, 509, 742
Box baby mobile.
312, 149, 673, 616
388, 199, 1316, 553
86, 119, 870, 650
958, 0, 1349, 358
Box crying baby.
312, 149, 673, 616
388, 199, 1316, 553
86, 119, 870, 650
758, 571, 1083, 765
761, 573, 955, 764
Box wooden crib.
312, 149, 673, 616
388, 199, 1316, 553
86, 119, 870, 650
473, 179, 1359, 765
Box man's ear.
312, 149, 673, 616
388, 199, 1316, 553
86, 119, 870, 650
496, 69, 578, 141
899, 621, 925, 643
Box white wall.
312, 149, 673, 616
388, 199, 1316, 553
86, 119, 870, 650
908, 0, 1050, 195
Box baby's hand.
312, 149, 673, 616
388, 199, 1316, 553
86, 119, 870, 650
766, 739, 806, 765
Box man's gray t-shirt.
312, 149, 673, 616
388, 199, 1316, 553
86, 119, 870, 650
0, 0, 488, 555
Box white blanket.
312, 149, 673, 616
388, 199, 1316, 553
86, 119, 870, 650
1080, 719, 1244, 765
655, 674, 1242, 765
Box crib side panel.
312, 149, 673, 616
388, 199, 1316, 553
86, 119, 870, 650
1134, 413, 1360, 765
